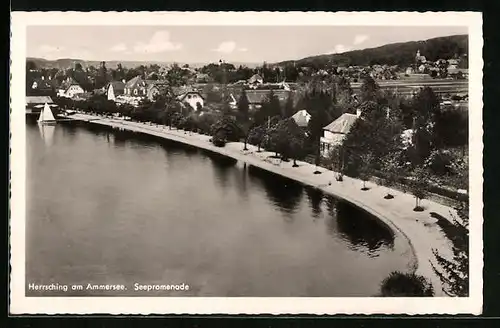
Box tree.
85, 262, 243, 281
333, 75, 354, 110
210, 116, 243, 142
283, 93, 295, 118
95, 61, 108, 89
343, 103, 403, 175
195, 112, 221, 135
328, 144, 343, 173
380, 271, 434, 297
165, 63, 186, 87
412, 87, 441, 126
303, 87, 336, 168
409, 166, 429, 211
266, 118, 307, 165
358, 153, 374, 190
261, 89, 282, 119
360, 76, 381, 103
432, 200, 469, 296
380, 153, 403, 199
26, 60, 37, 71
248, 125, 268, 152
237, 89, 250, 121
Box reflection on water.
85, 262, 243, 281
332, 201, 396, 255
249, 166, 304, 217
38, 125, 55, 147
305, 187, 323, 219
209, 155, 238, 190
26, 120, 410, 297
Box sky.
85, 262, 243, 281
26, 26, 468, 64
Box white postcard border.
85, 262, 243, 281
10, 11, 483, 315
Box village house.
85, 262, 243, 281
106, 80, 125, 101
194, 73, 213, 84
57, 77, 85, 98
28, 76, 55, 96
320, 110, 360, 157
146, 80, 170, 101
235, 90, 291, 111
124, 75, 148, 97
248, 74, 264, 89
173, 86, 205, 111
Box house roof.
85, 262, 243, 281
239, 90, 291, 104
124, 75, 145, 89
173, 86, 203, 100
147, 82, 171, 96
248, 74, 263, 84
323, 113, 358, 134
26, 96, 54, 104
172, 86, 199, 95
107, 81, 125, 93
59, 77, 80, 91
291, 110, 311, 128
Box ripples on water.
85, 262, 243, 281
26, 120, 412, 297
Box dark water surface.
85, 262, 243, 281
26, 121, 413, 297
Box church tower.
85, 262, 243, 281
415, 49, 421, 69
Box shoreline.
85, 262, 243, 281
60, 113, 457, 296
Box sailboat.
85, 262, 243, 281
37, 103, 57, 125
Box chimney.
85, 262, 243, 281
356, 108, 362, 118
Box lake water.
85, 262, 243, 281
26, 119, 413, 297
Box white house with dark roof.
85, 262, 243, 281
57, 77, 85, 98
106, 81, 125, 101
124, 75, 148, 97
173, 86, 204, 111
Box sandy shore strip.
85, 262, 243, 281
67, 113, 458, 296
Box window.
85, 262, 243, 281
134, 89, 138, 95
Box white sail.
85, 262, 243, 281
38, 103, 56, 122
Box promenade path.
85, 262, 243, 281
69, 112, 458, 296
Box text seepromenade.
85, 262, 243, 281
27, 283, 190, 292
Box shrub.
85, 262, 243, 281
380, 271, 434, 297
425, 149, 454, 175
212, 130, 227, 147
213, 138, 226, 147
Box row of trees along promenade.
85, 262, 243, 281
53, 75, 469, 297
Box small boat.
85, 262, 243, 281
38, 103, 57, 125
